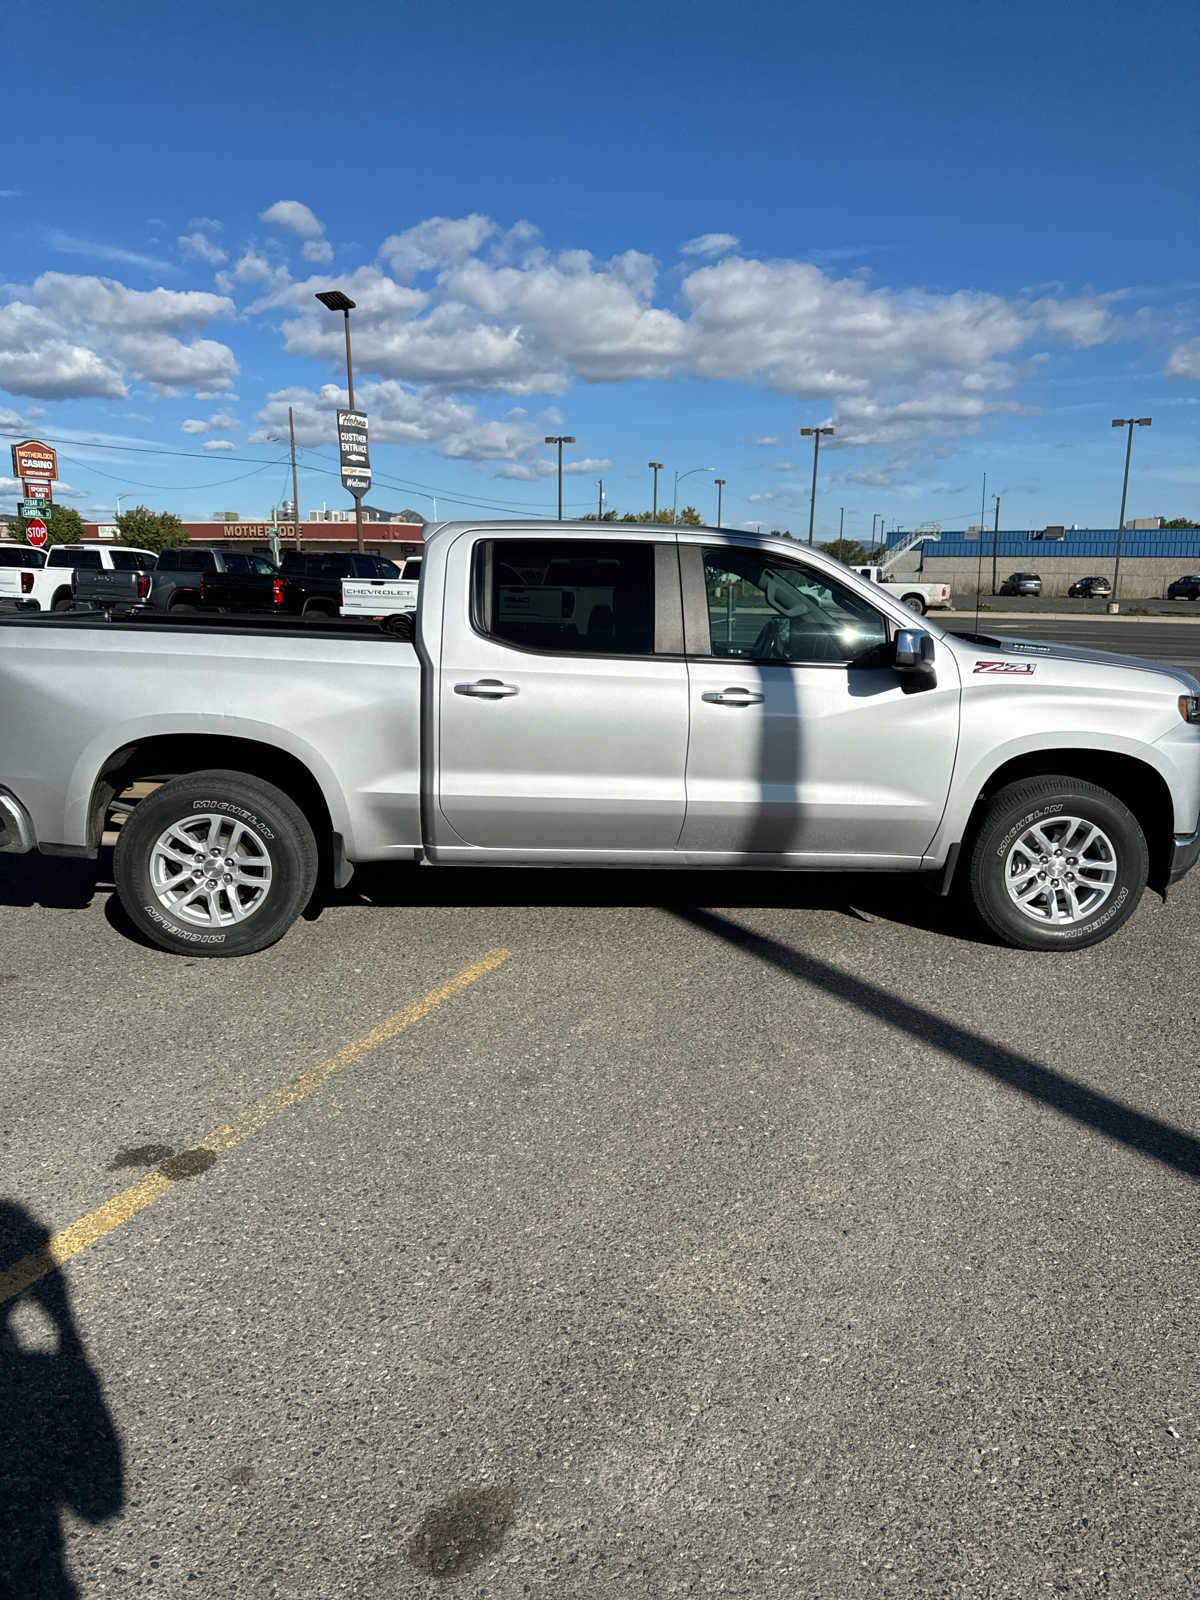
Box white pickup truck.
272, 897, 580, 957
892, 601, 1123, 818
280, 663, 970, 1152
0, 543, 158, 613
852, 566, 952, 615
339, 556, 423, 619
0, 520, 1197, 959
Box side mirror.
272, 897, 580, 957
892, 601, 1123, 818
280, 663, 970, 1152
894, 628, 937, 689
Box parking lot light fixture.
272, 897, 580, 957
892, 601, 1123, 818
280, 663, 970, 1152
545, 436, 576, 521
673, 466, 715, 523
715, 478, 726, 529
648, 462, 664, 519
1111, 417, 1152, 603
316, 290, 364, 551
800, 425, 834, 544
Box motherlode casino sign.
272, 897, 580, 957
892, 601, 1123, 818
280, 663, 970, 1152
11, 439, 58, 500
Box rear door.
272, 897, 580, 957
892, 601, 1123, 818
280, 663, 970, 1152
432, 530, 689, 855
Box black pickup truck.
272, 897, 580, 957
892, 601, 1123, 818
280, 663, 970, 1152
71, 546, 278, 614
196, 549, 403, 617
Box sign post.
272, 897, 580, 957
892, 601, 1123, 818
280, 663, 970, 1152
25, 517, 48, 550
336, 409, 370, 554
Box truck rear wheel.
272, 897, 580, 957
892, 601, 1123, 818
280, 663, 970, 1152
113, 770, 318, 957
967, 776, 1147, 950
900, 592, 926, 615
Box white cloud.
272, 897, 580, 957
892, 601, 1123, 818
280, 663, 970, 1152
495, 455, 613, 481
380, 215, 496, 279
260, 200, 326, 240
843, 465, 896, 487
301, 239, 334, 264
189, 217, 223, 233
32, 274, 233, 331
772, 460, 794, 471
748, 491, 781, 503
1166, 339, 1200, 379
203, 439, 235, 451
681, 233, 739, 259
180, 410, 238, 435
178, 231, 228, 265
752, 435, 781, 446
44, 230, 174, 273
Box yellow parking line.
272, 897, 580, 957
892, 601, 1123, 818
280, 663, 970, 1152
0, 947, 512, 1306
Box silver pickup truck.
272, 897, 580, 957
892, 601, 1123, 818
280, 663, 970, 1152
0, 521, 1197, 957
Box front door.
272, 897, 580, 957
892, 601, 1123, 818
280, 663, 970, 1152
434, 532, 689, 855
679, 541, 961, 861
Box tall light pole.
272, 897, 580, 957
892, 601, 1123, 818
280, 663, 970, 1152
1111, 417, 1152, 603
648, 461, 663, 520
673, 466, 714, 523
800, 425, 834, 544
596, 478, 605, 520
838, 505, 845, 540
715, 477, 726, 529
545, 435, 576, 520
990, 493, 1001, 595
315, 289, 364, 553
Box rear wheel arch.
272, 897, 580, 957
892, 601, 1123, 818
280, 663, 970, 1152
90, 734, 337, 869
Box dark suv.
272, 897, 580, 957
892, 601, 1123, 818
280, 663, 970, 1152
999, 572, 1043, 596
1167, 574, 1200, 601
1067, 575, 1112, 599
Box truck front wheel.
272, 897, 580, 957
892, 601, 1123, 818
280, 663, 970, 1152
967, 776, 1147, 950
113, 770, 318, 957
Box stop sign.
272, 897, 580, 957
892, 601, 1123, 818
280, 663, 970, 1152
26, 518, 47, 548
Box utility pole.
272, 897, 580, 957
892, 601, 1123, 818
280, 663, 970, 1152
288, 406, 301, 551
838, 505, 844, 540
800, 425, 834, 544
545, 435, 575, 520
990, 493, 1000, 594
1111, 417, 1152, 604
715, 477, 726, 529
597, 478, 604, 520
648, 461, 663, 520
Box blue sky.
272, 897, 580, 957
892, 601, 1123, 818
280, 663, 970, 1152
2, 0, 1197, 536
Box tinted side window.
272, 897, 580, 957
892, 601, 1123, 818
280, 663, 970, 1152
701, 548, 888, 665
482, 539, 655, 655
0, 547, 43, 567
109, 550, 155, 570
405, 558, 422, 579
49, 548, 102, 569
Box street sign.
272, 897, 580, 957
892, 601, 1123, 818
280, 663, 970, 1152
20, 498, 47, 517
25, 517, 48, 548
336, 409, 371, 497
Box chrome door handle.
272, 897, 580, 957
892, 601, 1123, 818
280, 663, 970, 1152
454, 679, 519, 698
702, 687, 765, 705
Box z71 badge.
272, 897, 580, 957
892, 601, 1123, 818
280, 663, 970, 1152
974, 659, 1036, 674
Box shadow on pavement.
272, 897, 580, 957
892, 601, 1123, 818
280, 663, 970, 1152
0, 852, 113, 912
339, 862, 987, 940
676, 907, 1200, 1181
0, 1202, 124, 1599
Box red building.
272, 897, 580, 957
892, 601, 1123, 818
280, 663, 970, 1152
80, 519, 425, 554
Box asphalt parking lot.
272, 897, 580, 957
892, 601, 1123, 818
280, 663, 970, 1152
2, 616, 1197, 1599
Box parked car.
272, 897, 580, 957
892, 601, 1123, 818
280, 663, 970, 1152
197, 549, 404, 618
0, 544, 157, 614
1067, 576, 1112, 599
998, 572, 1043, 596
1167, 574, 1200, 602
71, 545, 277, 615
2, 522, 1198, 959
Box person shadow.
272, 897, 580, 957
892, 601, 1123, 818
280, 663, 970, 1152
0, 1202, 124, 1600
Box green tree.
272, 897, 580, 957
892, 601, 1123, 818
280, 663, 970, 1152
819, 538, 872, 566
9, 504, 86, 549
1159, 516, 1197, 529
115, 506, 186, 553
677, 505, 702, 525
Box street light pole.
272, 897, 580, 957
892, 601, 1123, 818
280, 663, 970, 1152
715, 477, 726, 529
314, 289, 364, 552
1111, 417, 1152, 604
990, 493, 1000, 595
838, 505, 844, 540
289, 405, 302, 551
597, 478, 604, 520
545, 435, 576, 520
800, 425, 834, 544
673, 466, 715, 523
648, 461, 663, 520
